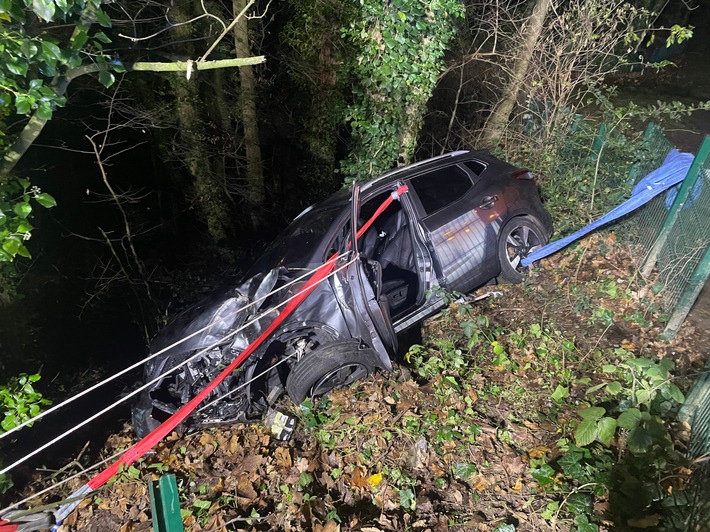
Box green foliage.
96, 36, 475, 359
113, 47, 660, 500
0, 372, 51, 493
406, 283, 691, 529
0, 0, 113, 122
665, 24, 693, 47
507, 86, 710, 233
299, 398, 351, 450
340, 0, 463, 182
0, 177, 55, 262
0, 0, 115, 276
283, 0, 357, 199
107, 463, 142, 486
0, 372, 50, 433
540, 353, 685, 528
575, 356, 684, 451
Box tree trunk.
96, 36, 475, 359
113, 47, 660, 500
482, 0, 550, 145
171, 0, 230, 241
232, 0, 265, 229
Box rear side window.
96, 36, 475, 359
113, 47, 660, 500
464, 160, 486, 176
408, 166, 472, 215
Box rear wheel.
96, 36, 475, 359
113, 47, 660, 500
286, 340, 380, 404
498, 216, 547, 283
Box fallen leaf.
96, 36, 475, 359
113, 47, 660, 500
241, 453, 264, 472
296, 457, 310, 473
237, 474, 258, 499
367, 472, 383, 488
471, 476, 489, 491
627, 514, 660, 528
314, 521, 341, 532
275, 446, 292, 468
63, 510, 79, 527
228, 434, 240, 454
621, 339, 635, 351
528, 446, 550, 459
351, 467, 369, 489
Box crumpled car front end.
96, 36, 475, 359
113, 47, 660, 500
131, 260, 377, 437
132, 268, 287, 437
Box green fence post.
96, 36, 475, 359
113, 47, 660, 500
661, 246, 710, 340
149, 474, 184, 532
641, 136, 710, 277
590, 122, 607, 161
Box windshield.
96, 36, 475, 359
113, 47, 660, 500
246, 203, 346, 277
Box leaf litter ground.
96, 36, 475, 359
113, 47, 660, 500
13, 233, 708, 531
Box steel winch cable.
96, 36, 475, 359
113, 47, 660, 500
0, 351, 300, 519
0, 255, 358, 477
0, 252, 351, 442
0, 448, 125, 518
1, 184, 410, 529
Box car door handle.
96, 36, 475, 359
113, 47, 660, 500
479, 195, 498, 209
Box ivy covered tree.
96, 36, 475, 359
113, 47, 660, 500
340, 0, 463, 182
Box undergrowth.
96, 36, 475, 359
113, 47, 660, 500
16, 234, 700, 532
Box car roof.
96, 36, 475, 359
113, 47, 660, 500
360, 150, 469, 190
295, 150, 513, 219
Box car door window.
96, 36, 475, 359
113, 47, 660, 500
407, 166, 472, 215
463, 160, 486, 177
408, 164, 500, 293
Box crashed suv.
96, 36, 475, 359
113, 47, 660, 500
132, 150, 553, 437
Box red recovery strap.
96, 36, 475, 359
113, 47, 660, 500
0, 520, 17, 532
50, 184, 408, 525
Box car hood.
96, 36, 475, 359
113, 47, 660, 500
150, 268, 282, 363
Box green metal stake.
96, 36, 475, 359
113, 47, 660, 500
642, 135, 710, 277
589, 122, 607, 161
149, 474, 184, 532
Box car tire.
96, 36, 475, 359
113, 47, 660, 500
286, 340, 380, 404
497, 216, 548, 283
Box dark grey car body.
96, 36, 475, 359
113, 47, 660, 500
132, 150, 552, 436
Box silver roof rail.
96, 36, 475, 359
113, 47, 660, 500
361, 150, 470, 190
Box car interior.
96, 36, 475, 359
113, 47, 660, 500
359, 193, 420, 320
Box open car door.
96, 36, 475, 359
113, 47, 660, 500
343, 185, 398, 370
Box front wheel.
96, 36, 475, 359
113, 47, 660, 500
497, 216, 547, 283
286, 340, 380, 404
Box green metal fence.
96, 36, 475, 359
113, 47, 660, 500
621, 129, 710, 528
603, 124, 710, 340
640, 136, 710, 339
555, 121, 709, 339
679, 370, 710, 531
551, 118, 709, 525
619, 123, 675, 261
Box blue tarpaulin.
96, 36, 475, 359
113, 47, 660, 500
521, 149, 694, 267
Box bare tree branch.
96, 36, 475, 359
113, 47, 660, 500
0, 55, 265, 179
